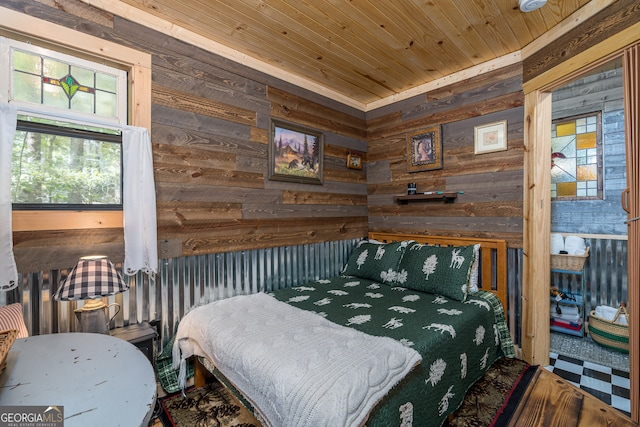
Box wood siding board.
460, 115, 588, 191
367, 225, 521, 243
523, 0, 640, 83
152, 124, 266, 158
264, 179, 367, 195
175, 217, 368, 255
402, 74, 524, 122
156, 184, 282, 204
34, 0, 115, 28
151, 105, 253, 140
235, 155, 268, 174
152, 143, 237, 170
241, 204, 368, 219
386, 217, 522, 234
267, 87, 367, 139
151, 51, 268, 101
365, 135, 406, 162
152, 63, 270, 114
154, 162, 265, 188
426, 64, 523, 100
14, 242, 124, 273
282, 191, 367, 206
366, 91, 524, 141
369, 201, 523, 218
366, 160, 392, 185
1, 0, 115, 37
153, 84, 256, 126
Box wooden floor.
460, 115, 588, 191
509, 367, 637, 427
149, 368, 638, 427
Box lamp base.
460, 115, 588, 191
74, 301, 119, 334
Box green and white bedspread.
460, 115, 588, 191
271, 275, 514, 427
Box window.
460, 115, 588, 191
12, 119, 122, 209
3, 37, 127, 209
551, 112, 603, 200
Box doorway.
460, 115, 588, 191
546, 59, 630, 415
522, 47, 639, 422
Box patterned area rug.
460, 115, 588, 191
160, 357, 534, 427
446, 357, 536, 427
160, 382, 261, 427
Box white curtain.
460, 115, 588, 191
122, 125, 158, 277
0, 102, 18, 291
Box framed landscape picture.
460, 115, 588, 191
407, 125, 442, 172
269, 119, 324, 184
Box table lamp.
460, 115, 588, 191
54, 255, 128, 334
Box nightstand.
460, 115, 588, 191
111, 321, 158, 368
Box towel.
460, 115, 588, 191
550, 233, 565, 255
564, 235, 586, 255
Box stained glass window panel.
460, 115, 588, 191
10, 44, 125, 123
557, 182, 577, 197
43, 57, 67, 80
556, 122, 576, 136
96, 73, 117, 92
13, 50, 41, 74
71, 91, 94, 114
551, 112, 602, 200
43, 83, 68, 109
577, 164, 597, 180
577, 132, 596, 149
12, 72, 41, 104
96, 91, 117, 117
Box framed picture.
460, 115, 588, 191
407, 125, 442, 172
474, 120, 507, 154
347, 152, 362, 170
269, 119, 324, 185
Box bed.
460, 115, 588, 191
173, 232, 514, 427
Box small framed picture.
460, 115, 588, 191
347, 153, 362, 169
474, 120, 507, 154
407, 125, 442, 173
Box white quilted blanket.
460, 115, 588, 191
173, 292, 421, 427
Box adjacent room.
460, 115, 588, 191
0, 1, 638, 426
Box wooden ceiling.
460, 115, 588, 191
112, 0, 597, 110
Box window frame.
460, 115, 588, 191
0, 8, 151, 232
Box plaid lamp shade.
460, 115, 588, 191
54, 256, 128, 301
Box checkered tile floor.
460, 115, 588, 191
545, 351, 631, 417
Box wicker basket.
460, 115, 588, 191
588, 305, 629, 353
550, 246, 589, 272
0, 329, 18, 374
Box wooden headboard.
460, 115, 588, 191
368, 232, 508, 315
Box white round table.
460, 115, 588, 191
0, 333, 157, 427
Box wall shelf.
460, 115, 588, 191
395, 192, 458, 204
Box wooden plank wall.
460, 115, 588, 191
366, 64, 524, 248
6, 0, 368, 272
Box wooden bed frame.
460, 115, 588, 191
368, 232, 508, 314
194, 232, 509, 387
